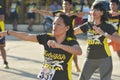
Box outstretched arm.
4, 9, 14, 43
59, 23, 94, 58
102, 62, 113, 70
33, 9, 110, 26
68, 12, 90, 17
32, 9, 53, 16
74, 26, 83, 35
0, 30, 38, 42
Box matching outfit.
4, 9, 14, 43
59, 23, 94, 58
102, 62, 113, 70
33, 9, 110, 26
78, 22, 116, 80
36, 33, 79, 80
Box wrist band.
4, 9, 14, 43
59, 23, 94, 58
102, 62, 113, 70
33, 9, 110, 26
7, 30, 10, 35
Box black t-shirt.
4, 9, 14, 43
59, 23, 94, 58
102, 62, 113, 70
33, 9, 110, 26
37, 33, 79, 80
79, 22, 116, 59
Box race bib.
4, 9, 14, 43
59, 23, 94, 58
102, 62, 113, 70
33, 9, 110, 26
37, 67, 55, 80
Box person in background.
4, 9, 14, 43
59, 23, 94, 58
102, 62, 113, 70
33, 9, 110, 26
0, 13, 82, 80
26, 0, 36, 31
74, 2, 120, 80
0, 2, 9, 69
33, 0, 85, 72
82, 0, 90, 23
94, 0, 110, 11
107, 0, 120, 59
73, 1, 83, 27
9, 0, 20, 31
49, 1, 61, 11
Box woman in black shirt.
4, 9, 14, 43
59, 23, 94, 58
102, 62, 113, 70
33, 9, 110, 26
74, 2, 120, 80
0, 13, 82, 80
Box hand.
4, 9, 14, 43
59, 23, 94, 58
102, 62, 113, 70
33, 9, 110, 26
93, 25, 105, 36
0, 31, 7, 39
47, 40, 60, 48
111, 12, 120, 17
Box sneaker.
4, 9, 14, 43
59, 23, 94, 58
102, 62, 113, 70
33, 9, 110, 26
4, 61, 9, 69
4, 64, 9, 69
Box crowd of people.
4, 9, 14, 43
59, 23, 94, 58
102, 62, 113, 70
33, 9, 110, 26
1, 0, 120, 80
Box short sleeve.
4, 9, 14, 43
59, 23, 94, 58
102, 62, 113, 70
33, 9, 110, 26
79, 22, 90, 33
70, 40, 79, 46
36, 33, 48, 44
106, 24, 117, 35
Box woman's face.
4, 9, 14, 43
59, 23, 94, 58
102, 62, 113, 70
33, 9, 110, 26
90, 9, 103, 20
52, 17, 68, 36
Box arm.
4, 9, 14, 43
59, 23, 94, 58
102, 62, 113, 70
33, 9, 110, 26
32, 9, 53, 16
0, 30, 38, 42
58, 44, 82, 55
74, 26, 83, 35
47, 40, 82, 55
93, 26, 120, 44
105, 32, 120, 44
70, 12, 89, 17
109, 11, 120, 17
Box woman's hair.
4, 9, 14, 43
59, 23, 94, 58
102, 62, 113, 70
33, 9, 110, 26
91, 2, 108, 22
110, 0, 119, 5
55, 13, 76, 38
63, 0, 72, 4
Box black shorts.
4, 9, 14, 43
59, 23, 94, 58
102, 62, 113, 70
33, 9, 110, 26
10, 12, 18, 21
0, 37, 5, 46
27, 13, 35, 19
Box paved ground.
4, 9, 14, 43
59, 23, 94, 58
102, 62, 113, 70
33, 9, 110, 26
0, 33, 120, 80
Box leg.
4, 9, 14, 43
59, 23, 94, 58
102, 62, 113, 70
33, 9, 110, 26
79, 59, 98, 80
12, 19, 18, 31
0, 46, 9, 69
73, 55, 80, 72
28, 18, 34, 31
99, 57, 113, 80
